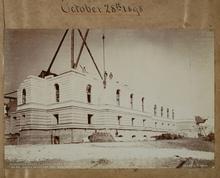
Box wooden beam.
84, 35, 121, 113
4, 90, 17, 95
46, 29, 69, 75
4, 96, 17, 100
74, 29, 89, 68
78, 29, 103, 80
71, 29, 75, 68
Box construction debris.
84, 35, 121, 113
88, 132, 115, 142
176, 156, 198, 168
203, 132, 214, 142
175, 155, 213, 168
151, 133, 183, 140
91, 158, 111, 167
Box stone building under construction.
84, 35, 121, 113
4, 29, 197, 145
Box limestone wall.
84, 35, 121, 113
12, 69, 192, 145
17, 70, 165, 114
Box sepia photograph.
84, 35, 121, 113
3, 29, 214, 168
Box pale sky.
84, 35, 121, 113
4, 29, 214, 126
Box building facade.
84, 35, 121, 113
5, 69, 197, 145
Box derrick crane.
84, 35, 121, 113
38, 29, 103, 81
4, 29, 107, 115
39, 29, 69, 78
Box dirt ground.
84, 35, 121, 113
142, 138, 214, 152
5, 138, 214, 168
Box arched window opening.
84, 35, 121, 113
167, 108, 169, 118
130, 93, 134, 109
141, 97, 144, 112
86, 85, 92, 103
4, 104, 9, 116
154, 104, 157, 116
116, 89, 120, 106
54, 84, 60, 102
22, 89, 26, 104
172, 109, 175, 119
131, 118, 135, 126
143, 119, 146, 127
161, 106, 163, 117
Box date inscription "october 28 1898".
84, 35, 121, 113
61, 0, 143, 16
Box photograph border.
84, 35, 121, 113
0, 0, 219, 178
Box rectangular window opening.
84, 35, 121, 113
87, 94, 91, 103
118, 116, 122, 125
88, 114, 93, 124
53, 114, 59, 125
143, 119, 146, 127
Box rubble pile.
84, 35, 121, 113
203, 132, 214, 142
151, 133, 183, 140
88, 132, 115, 142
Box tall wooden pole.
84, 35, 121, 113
71, 29, 75, 68
102, 34, 106, 74
47, 29, 69, 75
